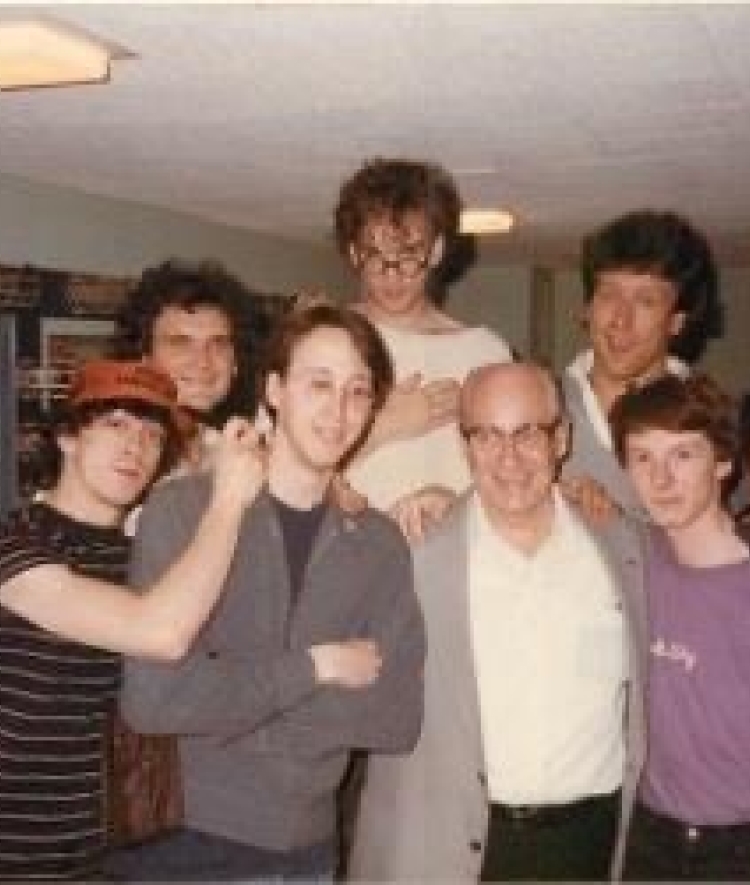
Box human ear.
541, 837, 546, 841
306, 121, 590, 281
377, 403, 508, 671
348, 243, 360, 269
716, 459, 733, 482
428, 235, 445, 269
265, 372, 282, 411
668, 310, 686, 339
56, 433, 77, 458
553, 417, 572, 462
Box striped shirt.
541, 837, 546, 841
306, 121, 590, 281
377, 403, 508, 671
0, 503, 128, 880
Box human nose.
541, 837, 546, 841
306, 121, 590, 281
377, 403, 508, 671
609, 295, 634, 327
318, 384, 347, 420
122, 422, 157, 457
649, 457, 673, 489
191, 341, 215, 366
492, 431, 524, 463
120, 423, 144, 456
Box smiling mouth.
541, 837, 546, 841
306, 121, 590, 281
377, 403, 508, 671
650, 497, 680, 508
114, 466, 144, 481
180, 378, 215, 388
605, 337, 637, 355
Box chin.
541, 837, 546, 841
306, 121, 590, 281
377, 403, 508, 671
647, 510, 686, 531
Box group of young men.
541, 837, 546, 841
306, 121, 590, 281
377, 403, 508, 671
1, 156, 748, 884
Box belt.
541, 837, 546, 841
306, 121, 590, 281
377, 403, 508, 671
636, 801, 750, 848
490, 790, 620, 828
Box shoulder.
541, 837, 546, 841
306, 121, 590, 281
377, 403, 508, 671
0, 510, 63, 586
412, 494, 469, 569
461, 325, 513, 362
561, 370, 588, 418
583, 510, 647, 581
344, 505, 410, 558
140, 470, 213, 519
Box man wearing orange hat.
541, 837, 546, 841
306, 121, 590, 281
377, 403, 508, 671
0, 358, 266, 881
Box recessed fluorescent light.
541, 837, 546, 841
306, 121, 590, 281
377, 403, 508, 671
0, 18, 127, 91
460, 208, 515, 236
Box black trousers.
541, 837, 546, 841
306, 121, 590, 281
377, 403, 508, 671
480, 791, 620, 882
623, 801, 750, 881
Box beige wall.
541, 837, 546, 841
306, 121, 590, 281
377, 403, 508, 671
446, 263, 531, 358
0, 172, 347, 295
3, 169, 747, 398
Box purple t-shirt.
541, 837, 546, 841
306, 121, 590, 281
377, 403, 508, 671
639, 530, 750, 825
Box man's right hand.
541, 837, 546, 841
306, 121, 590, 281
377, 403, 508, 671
310, 640, 383, 688
212, 417, 267, 509
376, 372, 460, 444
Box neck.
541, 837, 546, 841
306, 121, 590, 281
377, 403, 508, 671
355, 296, 441, 332
483, 495, 556, 556
589, 358, 669, 415
45, 478, 122, 528
665, 504, 748, 568
267, 446, 330, 510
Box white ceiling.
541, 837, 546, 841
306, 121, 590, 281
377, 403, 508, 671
2, 3, 750, 264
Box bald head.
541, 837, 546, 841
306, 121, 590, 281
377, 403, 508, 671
460, 362, 563, 430
460, 362, 568, 539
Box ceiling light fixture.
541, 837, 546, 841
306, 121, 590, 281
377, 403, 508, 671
460, 208, 515, 236
0, 18, 127, 92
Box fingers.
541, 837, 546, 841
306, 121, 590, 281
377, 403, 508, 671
397, 373, 423, 392
390, 501, 425, 544
330, 475, 369, 514
423, 379, 460, 426
221, 416, 258, 444
390, 488, 457, 543
311, 639, 383, 687
212, 418, 268, 508
560, 474, 620, 527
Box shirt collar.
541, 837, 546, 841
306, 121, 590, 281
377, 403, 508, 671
566, 349, 690, 450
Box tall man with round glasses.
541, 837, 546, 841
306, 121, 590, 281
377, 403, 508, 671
336, 157, 513, 536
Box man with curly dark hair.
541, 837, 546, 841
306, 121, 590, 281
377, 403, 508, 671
562, 209, 724, 519
116, 258, 267, 448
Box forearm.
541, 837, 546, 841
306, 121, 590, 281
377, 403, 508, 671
120, 645, 319, 735
0, 494, 244, 660
292, 651, 424, 751
254, 637, 424, 753
240, 592, 426, 753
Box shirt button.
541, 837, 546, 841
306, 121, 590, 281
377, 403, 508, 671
470, 840, 482, 852
686, 826, 700, 842
477, 771, 487, 787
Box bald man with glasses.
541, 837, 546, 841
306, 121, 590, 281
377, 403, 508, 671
350, 361, 638, 882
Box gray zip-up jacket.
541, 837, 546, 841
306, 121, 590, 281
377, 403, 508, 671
120, 476, 425, 852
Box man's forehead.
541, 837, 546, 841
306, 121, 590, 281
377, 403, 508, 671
361, 211, 430, 245
464, 367, 557, 421
288, 327, 370, 376
627, 427, 707, 448
596, 268, 676, 297
156, 304, 231, 329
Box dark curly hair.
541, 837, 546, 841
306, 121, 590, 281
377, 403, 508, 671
334, 157, 462, 256
115, 259, 269, 424
581, 210, 723, 363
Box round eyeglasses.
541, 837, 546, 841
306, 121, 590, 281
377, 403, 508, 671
355, 244, 432, 279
